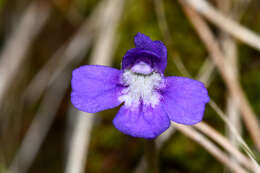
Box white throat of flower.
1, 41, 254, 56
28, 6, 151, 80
119, 62, 164, 108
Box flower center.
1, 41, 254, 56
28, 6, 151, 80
119, 62, 164, 108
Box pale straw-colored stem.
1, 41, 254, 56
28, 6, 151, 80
177, 0, 258, 170
174, 123, 247, 173
9, 74, 70, 173
145, 1, 253, 172
216, 0, 248, 169
64, 0, 125, 173
23, 1, 106, 104
65, 112, 95, 173
182, 0, 260, 52
135, 1, 247, 172
0, 1, 50, 106
196, 58, 215, 86
8, 1, 103, 172
134, 1, 257, 172
179, 1, 260, 151
209, 100, 260, 172
135, 121, 254, 172
209, 101, 256, 159
195, 122, 254, 170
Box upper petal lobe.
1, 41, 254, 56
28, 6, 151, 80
113, 104, 170, 138
134, 33, 167, 62
122, 33, 167, 73
71, 65, 123, 113
161, 77, 209, 125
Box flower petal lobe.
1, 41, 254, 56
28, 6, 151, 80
122, 33, 167, 73
113, 104, 170, 138
71, 65, 123, 113
134, 33, 167, 62
162, 77, 209, 125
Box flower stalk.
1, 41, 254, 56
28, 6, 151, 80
144, 140, 159, 173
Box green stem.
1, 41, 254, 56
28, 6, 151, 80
144, 139, 159, 173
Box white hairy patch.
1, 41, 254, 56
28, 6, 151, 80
119, 70, 164, 108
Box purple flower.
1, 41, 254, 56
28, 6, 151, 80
71, 33, 210, 139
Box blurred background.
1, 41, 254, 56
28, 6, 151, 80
0, 0, 260, 173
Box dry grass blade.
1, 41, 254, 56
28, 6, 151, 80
135, 122, 253, 173
154, 0, 192, 78
65, 112, 95, 173
23, 1, 107, 104
9, 74, 70, 173
209, 100, 260, 172
174, 123, 248, 173
64, 0, 125, 173
152, 0, 258, 171
132, 156, 146, 173
209, 101, 256, 159
0, 1, 50, 106
196, 58, 215, 86
195, 122, 254, 170
217, 0, 245, 168
183, 0, 260, 52
133, 0, 256, 170
8, 1, 106, 172
151, 0, 254, 172
179, 0, 260, 152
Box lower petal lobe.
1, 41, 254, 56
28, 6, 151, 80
113, 104, 170, 139
162, 77, 210, 125
71, 65, 123, 113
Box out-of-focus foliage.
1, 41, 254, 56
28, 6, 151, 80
0, 0, 260, 173
0, 0, 6, 11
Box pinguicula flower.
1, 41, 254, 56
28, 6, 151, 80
71, 33, 209, 138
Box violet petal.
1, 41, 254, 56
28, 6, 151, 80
113, 104, 170, 138
134, 33, 167, 64
71, 65, 123, 113
122, 33, 167, 73
162, 77, 210, 125
122, 48, 161, 71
